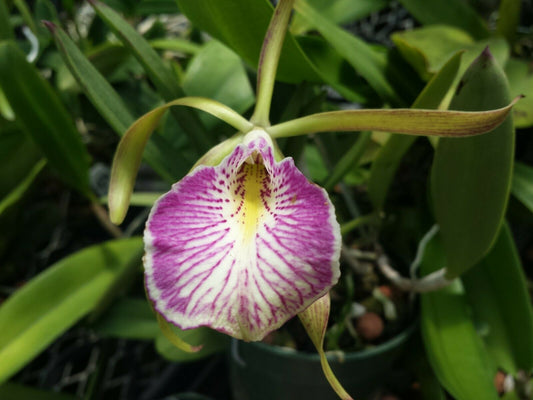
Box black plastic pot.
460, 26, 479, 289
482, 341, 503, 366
229, 322, 417, 400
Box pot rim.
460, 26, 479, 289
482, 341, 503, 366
233, 319, 418, 362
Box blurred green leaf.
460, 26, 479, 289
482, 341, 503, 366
0, 383, 76, 400
420, 235, 500, 400
149, 37, 201, 55
497, 0, 521, 45
0, 41, 91, 197
505, 58, 533, 128
0, 159, 46, 216
50, 24, 188, 182
0, 126, 42, 199
392, 26, 509, 81
291, 0, 388, 34
0, 237, 143, 383
512, 162, 533, 214
0, 0, 14, 40
90, 1, 212, 153
93, 297, 159, 340
463, 223, 533, 374
183, 40, 255, 130
397, 0, 489, 40
155, 323, 229, 362
431, 49, 514, 278
368, 51, 463, 210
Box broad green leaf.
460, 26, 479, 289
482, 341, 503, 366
431, 49, 514, 278
505, 58, 533, 128
463, 223, 533, 374
392, 26, 509, 81
0, 237, 143, 383
176, 0, 370, 104
368, 51, 463, 210
177, 0, 319, 84
0, 383, 76, 400
0, 42, 91, 197
392, 26, 474, 81
90, 0, 213, 153
49, 24, 187, 183
291, 0, 388, 34
397, 0, 489, 40
295, 0, 402, 106
497, 0, 521, 45
92, 297, 160, 340
183, 40, 255, 130
420, 235, 499, 400
512, 162, 533, 213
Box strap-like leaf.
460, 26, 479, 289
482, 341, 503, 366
0, 238, 143, 384
0, 41, 91, 197
368, 51, 463, 210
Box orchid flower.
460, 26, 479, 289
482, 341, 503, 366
144, 128, 341, 341
107, 1, 518, 398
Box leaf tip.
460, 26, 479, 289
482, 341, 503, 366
41, 20, 56, 33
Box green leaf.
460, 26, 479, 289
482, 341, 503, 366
177, 0, 369, 104
90, 0, 212, 153
0, 159, 46, 216
0, 126, 42, 199
154, 321, 229, 362
183, 40, 255, 130
177, 0, 319, 84
420, 234, 500, 400
431, 49, 514, 278
505, 58, 533, 128
0, 41, 91, 197
512, 162, 533, 213
497, 0, 521, 45
322, 131, 371, 192
291, 0, 388, 34
0, 383, 76, 400
0, 237, 143, 383
0, 0, 14, 40
92, 297, 160, 340
392, 26, 509, 81
397, 0, 489, 40
149, 37, 201, 55
49, 24, 187, 183
463, 223, 533, 374
368, 51, 463, 210
392, 26, 474, 81
294, 0, 402, 106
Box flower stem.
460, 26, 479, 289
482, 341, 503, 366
250, 0, 296, 127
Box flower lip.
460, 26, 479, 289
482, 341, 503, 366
144, 129, 341, 341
